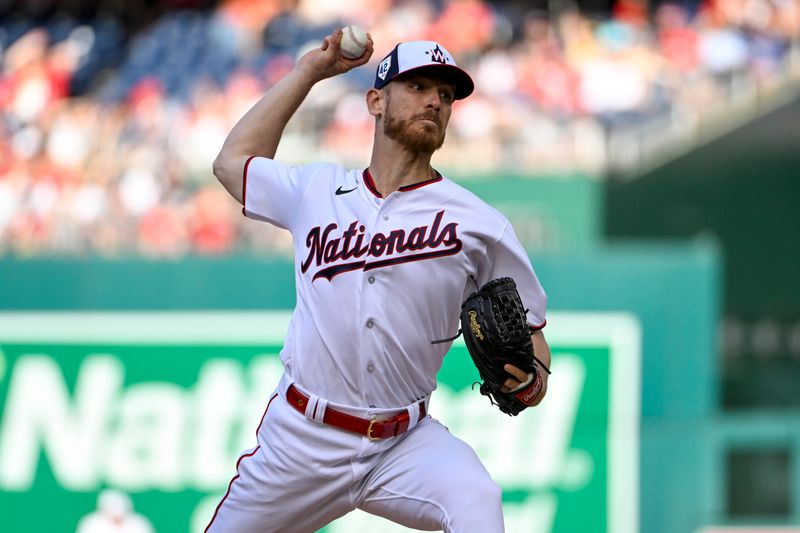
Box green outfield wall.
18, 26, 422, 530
458, 176, 603, 251
0, 243, 721, 532
607, 96, 800, 411
606, 101, 800, 529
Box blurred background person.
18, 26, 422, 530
76, 489, 155, 533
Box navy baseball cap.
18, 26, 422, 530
374, 41, 474, 100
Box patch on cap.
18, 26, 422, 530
377, 56, 392, 80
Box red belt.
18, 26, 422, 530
286, 385, 426, 441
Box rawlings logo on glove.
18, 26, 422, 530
468, 310, 485, 340
457, 277, 549, 416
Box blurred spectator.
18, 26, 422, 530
76, 488, 154, 533
426, 0, 496, 54
1, 0, 798, 257
187, 186, 237, 254
656, 3, 700, 73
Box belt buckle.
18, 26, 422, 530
367, 419, 381, 441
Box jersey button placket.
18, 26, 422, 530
378, 194, 394, 223
362, 204, 388, 406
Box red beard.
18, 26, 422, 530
383, 111, 446, 153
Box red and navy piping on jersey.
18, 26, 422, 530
241, 155, 258, 216
241, 160, 442, 215
362, 168, 442, 198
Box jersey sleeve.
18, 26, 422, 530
482, 221, 548, 330
242, 156, 314, 230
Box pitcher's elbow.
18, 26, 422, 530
212, 155, 235, 194
212, 155, 226, 183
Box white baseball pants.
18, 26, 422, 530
205, 377, 504, 533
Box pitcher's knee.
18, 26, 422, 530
456, 475, 503, 513
441, 477, 504, 533
477, 477, 503, 506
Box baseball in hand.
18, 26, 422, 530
339, 25, 368, 59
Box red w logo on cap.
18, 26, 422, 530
426, 45, 448, 64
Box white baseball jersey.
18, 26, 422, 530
243, 156, 547, 409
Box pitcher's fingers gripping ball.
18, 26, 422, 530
339, 25, 369, 59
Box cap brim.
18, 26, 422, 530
391, 64, 475, 100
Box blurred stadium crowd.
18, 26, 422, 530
0, 0, 798, 257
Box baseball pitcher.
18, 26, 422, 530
207, 29, 551, 533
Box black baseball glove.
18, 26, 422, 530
455, 277, 550, 416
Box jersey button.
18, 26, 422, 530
366, 319, 375, 329
367, 363, 375, 373
368, 276, 376, 284
382, 213, 389, 221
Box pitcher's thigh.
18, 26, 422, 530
358, 417, 504, 533
206, 396, 358, 533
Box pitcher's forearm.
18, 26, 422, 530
212, 29, 373, 204
222, 68, 317, 161
532, 330, 551, 368
212, 68, 318, 203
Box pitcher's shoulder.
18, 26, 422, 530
437, 176, 509, 224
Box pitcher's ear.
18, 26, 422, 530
366, 88, 385, 117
